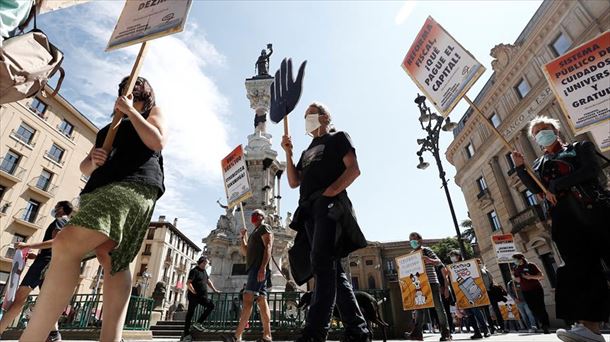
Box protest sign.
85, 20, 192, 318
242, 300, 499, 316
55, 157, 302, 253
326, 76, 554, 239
491, 234, 518, 264
107, 0, 193, 51
499, 297, 521, 321
543, 31, 610, 134
396, 251, 434, 310
587, 120, 610, 152
402, 16, 485, 117
447, 259, 490, 309
221, 145, 252, 209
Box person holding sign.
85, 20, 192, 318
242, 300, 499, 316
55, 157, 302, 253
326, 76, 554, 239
282, 103, 370, 342
406, 232, 452, 341
224, 209, 274, 342
512, 116, 609, 342
20, 77, 166, 342
510, 254, 550, 334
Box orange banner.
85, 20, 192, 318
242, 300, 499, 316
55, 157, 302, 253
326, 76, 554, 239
499, 299, 521, 321
221, 145, 252, 208
447, 259, 490, 309
396, 250, 434, 310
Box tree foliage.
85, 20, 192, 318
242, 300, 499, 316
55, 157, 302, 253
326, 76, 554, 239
430, 237, 474, 264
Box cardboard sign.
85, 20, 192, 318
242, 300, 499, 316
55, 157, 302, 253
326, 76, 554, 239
221, 145, 252, 208
542, 31, 610, 133
447, 259, 490, 309
107, 0, 193, 51
396, 251, 434, 310
402, 16, 485, 117
587, 120, 610, 152
491, 234, 518, 264
499, 297, 521, 321
2, 248, 29, 310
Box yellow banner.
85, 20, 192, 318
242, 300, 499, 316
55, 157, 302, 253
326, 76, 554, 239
447, 259, 490, 309
396, 250, 435, 310
499, 299, 521, 321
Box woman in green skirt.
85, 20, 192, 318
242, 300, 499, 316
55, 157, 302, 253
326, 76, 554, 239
20, 77, 166, 342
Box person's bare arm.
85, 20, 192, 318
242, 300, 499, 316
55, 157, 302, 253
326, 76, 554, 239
239, 228, 248, 256
207, 279, 220, 293
322, 150, 360, 197
115, 97, 167, 151
80, 147, 107, 175
258, 233, 273, 282
187, 280, 196, 294
281, 135, 301, 188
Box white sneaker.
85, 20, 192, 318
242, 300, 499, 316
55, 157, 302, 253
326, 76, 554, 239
556, 325, 606, 342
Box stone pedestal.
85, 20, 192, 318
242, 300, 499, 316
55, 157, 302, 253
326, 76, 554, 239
150, 309, 163, 327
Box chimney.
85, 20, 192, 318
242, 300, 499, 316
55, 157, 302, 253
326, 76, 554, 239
159, 215, 166, 222
173, 218, 178, 226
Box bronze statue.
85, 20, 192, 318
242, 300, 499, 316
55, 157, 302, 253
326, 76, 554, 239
152, 281, 167, 309
255, 43, 273, 76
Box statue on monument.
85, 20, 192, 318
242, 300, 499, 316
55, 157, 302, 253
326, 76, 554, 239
215, 199, 235, 232
255, 43, 273, 77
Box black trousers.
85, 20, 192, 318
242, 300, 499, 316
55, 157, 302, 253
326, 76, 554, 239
522, 288, 549, 327
183, 294, 215, 335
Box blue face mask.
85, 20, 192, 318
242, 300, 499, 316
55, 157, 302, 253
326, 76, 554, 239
535, 129, 557, 147
410, 240, 420, 249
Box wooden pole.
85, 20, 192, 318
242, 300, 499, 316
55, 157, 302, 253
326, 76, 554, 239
239, 202, 247, 230
463, 95, 549, 193
101, 42, 149, 154
283, 116, 289, 136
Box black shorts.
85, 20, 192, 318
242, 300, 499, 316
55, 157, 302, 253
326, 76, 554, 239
20, 259, 49, 289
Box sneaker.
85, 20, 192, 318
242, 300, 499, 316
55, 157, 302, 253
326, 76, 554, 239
557, 325, 606, 342
192, 323, 204, 331
528, 329, 536, 333
483, 332, 491, 338
46, 331, 62, 342
440, 336, 453, 341
180, 335, 193, 342
470, 334, 483, 340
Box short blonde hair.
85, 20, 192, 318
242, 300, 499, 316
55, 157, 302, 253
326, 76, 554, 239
528, 116, 561, 138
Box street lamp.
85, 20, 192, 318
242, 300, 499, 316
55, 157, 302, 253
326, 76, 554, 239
413, 94, 467, 258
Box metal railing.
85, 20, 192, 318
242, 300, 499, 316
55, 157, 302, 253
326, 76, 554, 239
0, 200, 11, 214
510, 204, 546, 233
9, 129, 36, 147
29, 176, 58, 195
13, 208, 47, 228
11, 294, 153, 331
0, 158, 26, 180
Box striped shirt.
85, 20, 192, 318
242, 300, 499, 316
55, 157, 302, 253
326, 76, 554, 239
421, 247, 442, 284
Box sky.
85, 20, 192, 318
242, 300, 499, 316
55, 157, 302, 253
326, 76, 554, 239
37, 0, 543, 249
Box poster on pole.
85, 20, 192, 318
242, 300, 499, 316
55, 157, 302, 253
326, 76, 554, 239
447, 259, 490, 309
221, 145, 252, 209
491, 234, 518, 264
1, 248, 29, 310
499, 298, 521, 321
542, 31, 610, 134
586, 120, 610, 152
107, 0, 193, 51
401, 16, 486, 117
396, 251, 434, 310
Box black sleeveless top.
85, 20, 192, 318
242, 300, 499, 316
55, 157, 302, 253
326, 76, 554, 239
81, 114, 165, 199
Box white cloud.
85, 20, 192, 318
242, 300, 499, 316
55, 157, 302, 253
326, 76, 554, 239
395, 1, 417, 25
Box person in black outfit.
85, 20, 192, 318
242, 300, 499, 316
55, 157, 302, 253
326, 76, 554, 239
0, 201, 72, 342
512, 115, 609, 342
282, 102, 370, 342
182, 256, 219, 339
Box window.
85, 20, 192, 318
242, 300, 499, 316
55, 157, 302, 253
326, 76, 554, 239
29, 97, 47, 117
58, 119, 74, 137
0, 151, 21, 175
465, 143, 475, 159
138, 264, 148, 276
551, 32, 572, 57
231, 263, 247, 275
147, 228, 155, 240
5, 234, 27, 259
487, 210, 501, 232
505, 152, 516, 171
47, 144, 65, 163
540, 253, 558, 288
349, 261, 358, 267
476, 177, 488, 192
23, 199, 41, 223
0, 185, 5, 200
365, 260, 373, 266
15, 122, 36, 145
80, 260, 89, 275
169, 233, 173, 244
368, 276, 376, 289
351, 277, 360, 290
143, 244, 152, 255
522, 189, 538, 207
490, 113, 501, 128
385, 260, 395, 272
515, 78, 531, 99
36, 169, 53, 191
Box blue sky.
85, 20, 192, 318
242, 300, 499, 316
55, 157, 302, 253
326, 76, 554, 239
38, 0, 543, 248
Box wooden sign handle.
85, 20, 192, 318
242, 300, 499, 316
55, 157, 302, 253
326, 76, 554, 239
283, 115, 289, 136
101, 42, 149, 154
463, 96, 549, 194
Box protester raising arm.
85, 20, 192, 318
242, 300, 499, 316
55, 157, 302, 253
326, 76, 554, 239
281, 135, 301, 188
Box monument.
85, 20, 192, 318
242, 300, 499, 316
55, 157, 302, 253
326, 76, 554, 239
203, 45, 297, 292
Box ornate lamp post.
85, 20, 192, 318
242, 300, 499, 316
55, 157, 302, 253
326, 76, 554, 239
414, 93, 467, 258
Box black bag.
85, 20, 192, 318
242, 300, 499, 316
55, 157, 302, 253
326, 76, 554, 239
288, 230, 312, 286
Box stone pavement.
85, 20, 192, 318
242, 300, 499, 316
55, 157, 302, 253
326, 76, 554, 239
3, 333, 610, 342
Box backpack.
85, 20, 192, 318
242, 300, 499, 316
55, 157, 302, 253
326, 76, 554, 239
0, 11, 65, 105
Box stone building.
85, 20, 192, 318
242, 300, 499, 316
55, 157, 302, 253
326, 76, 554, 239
0, 87, 98, 294
445, 0, 609, 325
202, 70, 295, 293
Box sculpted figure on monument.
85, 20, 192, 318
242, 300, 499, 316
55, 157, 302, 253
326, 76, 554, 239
255, 43, 273, 76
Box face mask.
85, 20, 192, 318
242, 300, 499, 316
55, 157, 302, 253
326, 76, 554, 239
410, 240, 419, 249
305, 114, 321, 136
450, 256, 459, 263
251, 215, 260, 225
535, 129, 557, 147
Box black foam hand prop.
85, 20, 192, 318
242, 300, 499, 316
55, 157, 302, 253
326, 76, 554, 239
270, 58, 307, 124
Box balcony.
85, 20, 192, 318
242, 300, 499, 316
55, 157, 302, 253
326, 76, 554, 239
0, 158, 26, 183
13, 208, 47, 235
9, 130, 36, 149
510, 204, 546, 233
0, 200, 11, 216
43, 152, 65, 167
175, 262, 187, 274
28, 177, 58, 198
56, 124, 75, 141
476, 188, 493, 209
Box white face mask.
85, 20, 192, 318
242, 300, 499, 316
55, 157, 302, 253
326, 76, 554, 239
450, 256, 459, 263
305, 114, 321, 136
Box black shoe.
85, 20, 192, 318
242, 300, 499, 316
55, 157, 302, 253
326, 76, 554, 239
46, 331, 62, 342
543, 327, 550, 334
470, 334, 482, 340
483, 332, 491, 338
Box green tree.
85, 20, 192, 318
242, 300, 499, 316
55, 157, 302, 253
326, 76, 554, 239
430, 237, 474, 264
460, 219, 477, 244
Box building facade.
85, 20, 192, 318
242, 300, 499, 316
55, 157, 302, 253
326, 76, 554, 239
130, 215, 201, 314
0, 87, 98, 293
446, 0, 610, 325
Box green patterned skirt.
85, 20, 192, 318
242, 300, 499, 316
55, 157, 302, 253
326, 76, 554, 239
69, 181, 157, 275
